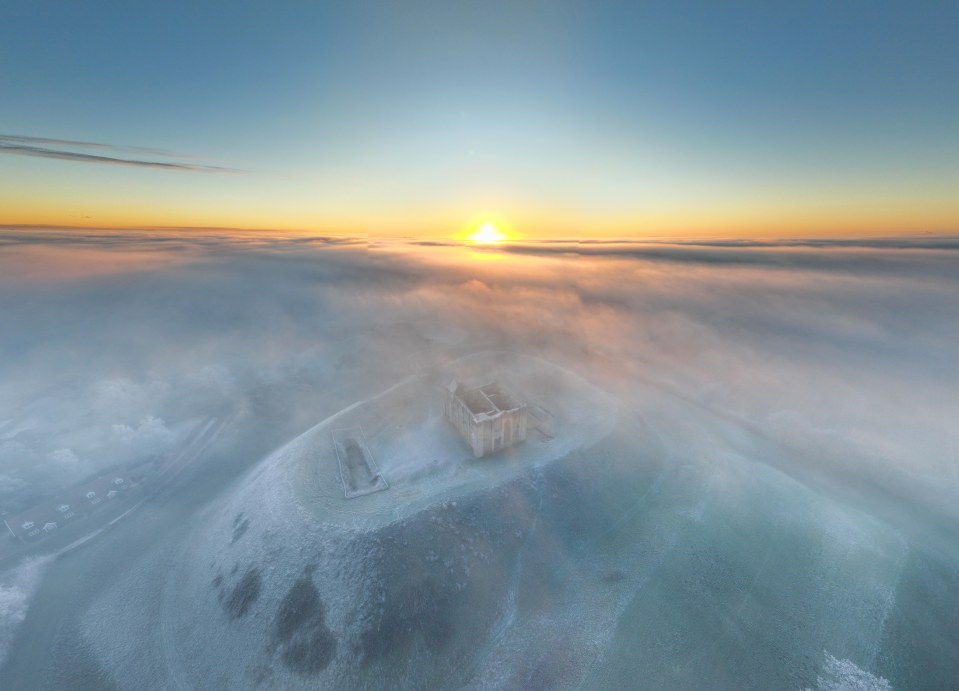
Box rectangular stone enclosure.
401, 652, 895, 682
445, 380, 528, 458
331, 426, 389, 499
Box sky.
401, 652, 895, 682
1, 0, 958, 238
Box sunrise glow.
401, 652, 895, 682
466, 222, 509, 245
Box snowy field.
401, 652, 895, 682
0, 230, 957, 689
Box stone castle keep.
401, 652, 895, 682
445, 379, 528, 457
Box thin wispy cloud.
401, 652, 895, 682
0, 134, 243, 173
0, 134, 175, 157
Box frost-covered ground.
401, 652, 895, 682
0, 555, 53, 668
0, 229, 958, 688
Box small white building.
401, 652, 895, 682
445, 380, 528, 458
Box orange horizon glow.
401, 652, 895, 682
3, 180, 959, 241
3, 207, 958, 241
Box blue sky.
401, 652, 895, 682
1, 0, 957, 235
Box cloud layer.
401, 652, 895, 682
1, 229, 957, 687
0, 134, 242, 173
0, 229, 957, 524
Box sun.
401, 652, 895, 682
467, 221, 508, 245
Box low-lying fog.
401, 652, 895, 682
0, 229, 957, 689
